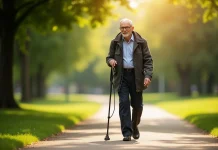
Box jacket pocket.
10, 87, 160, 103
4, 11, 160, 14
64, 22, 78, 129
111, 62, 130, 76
115, 49, 120, 55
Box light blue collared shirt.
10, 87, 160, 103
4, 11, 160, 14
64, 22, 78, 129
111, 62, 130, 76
123, 34, 134, 68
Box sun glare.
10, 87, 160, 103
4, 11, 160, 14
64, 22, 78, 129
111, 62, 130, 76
129, 0, 152, 9
129, 1, 139, 9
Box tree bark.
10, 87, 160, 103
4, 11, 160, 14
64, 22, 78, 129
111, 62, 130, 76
177, 64, 191, 96
19, 38, 31, 102
0, 0, 19, 108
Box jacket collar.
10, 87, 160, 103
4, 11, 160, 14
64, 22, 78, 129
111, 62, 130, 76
114, 31, 144, 43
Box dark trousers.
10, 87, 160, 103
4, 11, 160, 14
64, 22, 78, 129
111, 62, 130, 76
118, 69, 143, 137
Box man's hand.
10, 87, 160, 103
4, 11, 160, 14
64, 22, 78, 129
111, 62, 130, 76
109, 59, 117, 68
144, 78, 151, 87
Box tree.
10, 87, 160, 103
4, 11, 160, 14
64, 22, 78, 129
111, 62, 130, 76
29, 26, 92, 98
0, 0, 128, 108
170, 0, 218, 22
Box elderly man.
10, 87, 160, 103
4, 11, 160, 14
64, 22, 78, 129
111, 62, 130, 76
106, 18, 153, 141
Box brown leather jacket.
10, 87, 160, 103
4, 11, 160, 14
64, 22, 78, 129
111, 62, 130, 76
106, 31, 153, 91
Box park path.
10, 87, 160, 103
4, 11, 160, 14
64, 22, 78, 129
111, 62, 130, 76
23, 94, 218, 150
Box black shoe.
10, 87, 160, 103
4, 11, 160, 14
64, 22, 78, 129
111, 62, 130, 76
123, 136, 131, 141
132, 126, 140, 139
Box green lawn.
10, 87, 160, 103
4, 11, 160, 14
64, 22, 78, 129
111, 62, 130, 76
0, 94, 100, 150
143, 93, 218, 137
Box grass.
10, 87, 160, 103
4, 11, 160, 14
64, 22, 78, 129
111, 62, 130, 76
0, 94, 100, 150
143, 93, 218, 137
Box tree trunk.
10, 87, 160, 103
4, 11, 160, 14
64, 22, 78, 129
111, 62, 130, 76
207, 73, 215, 94
196, 74, 203, 95
19, 40, 31, 102
0, 0, 19, 108
36, 64, 46, 98
177, 64, 191, 96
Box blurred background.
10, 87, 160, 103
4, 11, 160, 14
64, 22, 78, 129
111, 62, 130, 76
1, 0, 218, 105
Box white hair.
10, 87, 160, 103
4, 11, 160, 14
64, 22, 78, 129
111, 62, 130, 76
120, 18, 133, 26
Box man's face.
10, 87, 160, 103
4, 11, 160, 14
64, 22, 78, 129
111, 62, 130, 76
120, 21, 134, 38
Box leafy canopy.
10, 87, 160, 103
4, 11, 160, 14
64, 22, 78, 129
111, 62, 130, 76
169, 0, 218, 22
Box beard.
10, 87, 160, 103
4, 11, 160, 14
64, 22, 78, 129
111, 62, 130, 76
121, 32, 131, 38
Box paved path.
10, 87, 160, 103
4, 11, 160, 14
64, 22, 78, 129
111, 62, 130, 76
23, 95, 218, 150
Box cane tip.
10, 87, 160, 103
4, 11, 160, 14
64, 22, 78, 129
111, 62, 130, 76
104, 136, 110, 141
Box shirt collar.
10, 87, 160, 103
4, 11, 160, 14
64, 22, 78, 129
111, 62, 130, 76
122, 33, 134, 42
130, 34, 134, 41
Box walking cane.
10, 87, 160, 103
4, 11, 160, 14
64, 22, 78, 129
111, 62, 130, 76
104, 68, 115, 141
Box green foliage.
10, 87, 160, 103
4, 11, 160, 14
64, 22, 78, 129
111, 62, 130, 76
0, 94, 100, 150
143, 93, 218, 137
15, 0, 125, 29
0, 0, 132, 108
13, 0, 129, 63
13, 0, 130, 85
169, 0, 218, 22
